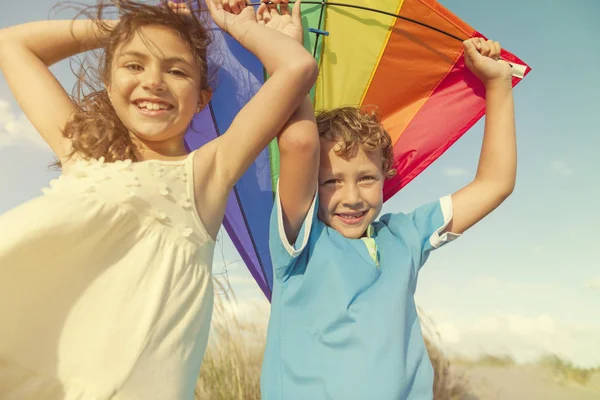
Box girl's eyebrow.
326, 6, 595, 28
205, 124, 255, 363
118, 50, 193, 67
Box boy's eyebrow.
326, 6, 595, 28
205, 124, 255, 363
118, 50, 193, 67
357, 169, 379, 176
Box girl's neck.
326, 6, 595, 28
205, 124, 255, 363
134, 136, 189, 161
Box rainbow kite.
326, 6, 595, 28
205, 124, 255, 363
184, 0, 531, 299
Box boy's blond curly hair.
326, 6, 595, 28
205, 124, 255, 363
316, 107, 396, 178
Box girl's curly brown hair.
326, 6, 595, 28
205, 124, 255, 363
60, 0, 212, 164
316, 106, 397, 178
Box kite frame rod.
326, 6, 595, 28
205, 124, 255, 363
249, 1, 466, 42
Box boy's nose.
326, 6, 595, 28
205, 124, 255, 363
342, 184, 362, 207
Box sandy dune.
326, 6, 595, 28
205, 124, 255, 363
454, 365, 600, 400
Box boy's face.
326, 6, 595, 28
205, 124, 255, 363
317, 139, 384, 239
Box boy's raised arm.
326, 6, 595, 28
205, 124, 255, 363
448, 38, 517, 234
245, 0, 319, 244
278, 95, 319, 244
255, 0, 319, 244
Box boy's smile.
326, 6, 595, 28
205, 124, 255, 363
317, 139, 384, 239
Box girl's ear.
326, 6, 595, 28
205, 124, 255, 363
105, 82, 113, 103
196, 89, 212, 113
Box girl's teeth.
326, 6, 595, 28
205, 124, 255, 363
137, 101, 169, 110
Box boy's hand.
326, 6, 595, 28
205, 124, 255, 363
463, 38, 512, 89
257, 0, 304, 45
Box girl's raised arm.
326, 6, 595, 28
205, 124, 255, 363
0, 20, 112, 162
203, 0, 318, 192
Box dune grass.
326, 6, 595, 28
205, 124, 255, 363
452, 350, 599, 387
195, 279, 265, 400
536, 354, 600, 386
475, 354, 516, 367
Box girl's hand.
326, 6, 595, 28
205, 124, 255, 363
257, 0, 303, 45
463, 38, 512, 89
167, 1, 192, 15
219, 0, 248, 15
206, 0, 258, 38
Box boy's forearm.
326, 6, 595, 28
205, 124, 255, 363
277, 95, 319, 244
280, 96, 316, 139
0, 20, 114, 67
474, 80, 516, 196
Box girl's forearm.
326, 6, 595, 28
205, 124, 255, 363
0, 20, 115, 67
229, 23, 315, 78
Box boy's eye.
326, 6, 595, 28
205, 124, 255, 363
360, 176, 376, 182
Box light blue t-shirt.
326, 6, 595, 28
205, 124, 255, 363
261, 192, 459, 400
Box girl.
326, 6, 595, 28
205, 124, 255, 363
0, 0, 316, 398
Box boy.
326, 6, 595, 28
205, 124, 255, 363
249, 1, 516, 399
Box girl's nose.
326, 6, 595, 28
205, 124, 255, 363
142, 69, 167, 92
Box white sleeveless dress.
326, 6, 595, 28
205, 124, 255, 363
0, 152, 215, 399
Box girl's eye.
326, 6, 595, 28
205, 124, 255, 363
169, 69, 187, 77
125, 64, 143, 71
323, 179, 339, 185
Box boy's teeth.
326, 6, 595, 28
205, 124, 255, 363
341, 211, 365, 219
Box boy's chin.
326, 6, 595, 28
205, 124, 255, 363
330, 218, 374, 239
338, 229, 366, 239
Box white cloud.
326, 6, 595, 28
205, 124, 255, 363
0, 99, 50, 151
426, 311, 600, 368
444, 167, 467, 177
471, 275, 560, 292
584, 276, 600, 290
552, 160, 574, 177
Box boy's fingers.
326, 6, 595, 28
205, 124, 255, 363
479, 40, 491, 57
262, 5, 273, 22
493, 41, 502, 60
257, 3, 267, 19
463, 40, 479, 61
228, 0, 240, 14
280, 1, 291, 16
292, 0, 302, 20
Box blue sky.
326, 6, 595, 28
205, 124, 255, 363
1, 0, 599, 367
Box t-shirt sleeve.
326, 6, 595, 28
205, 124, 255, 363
381, 196, 460, 274
268, 184, 318, 282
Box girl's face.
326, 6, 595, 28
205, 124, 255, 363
108, 25, 209, 147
